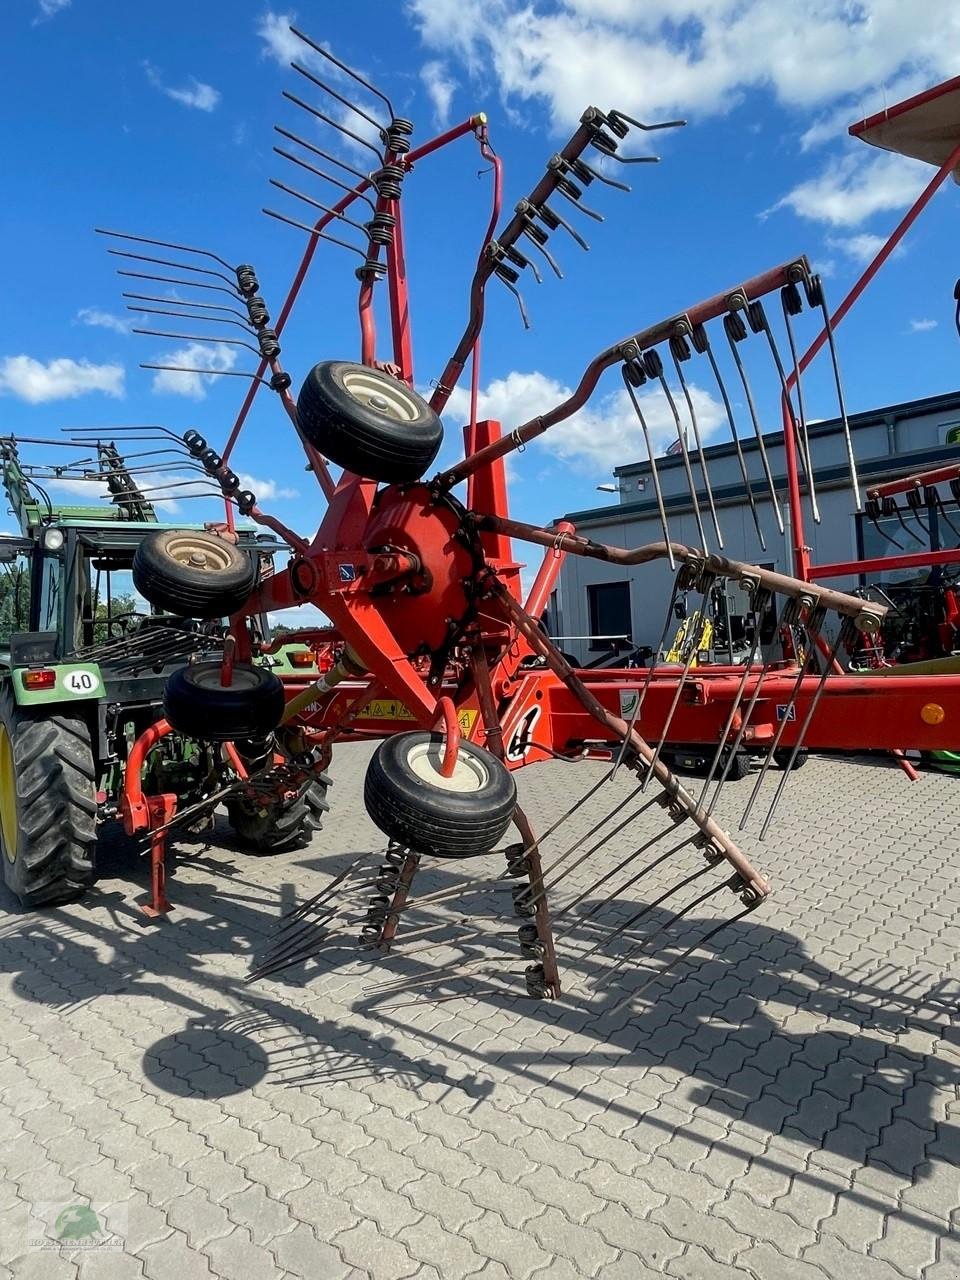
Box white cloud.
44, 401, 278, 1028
0, 356, 124, 404
766, 150, 926, 228
144, 63, 220, 112
267, 602, 332, 629
257, 11, 303, 66
149, 342, 237, 400
237, 474, 299, 501
824, 232, 892, 264
407, 0, 960, 132
909, 317, 938, 333
76, 308, 131, 335
444, 368, 725, 471
421, 60, 456, 126
34, 0, 70, 22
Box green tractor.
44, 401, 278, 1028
0, 435, 327, 908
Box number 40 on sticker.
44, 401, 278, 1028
64, 671, 100, 695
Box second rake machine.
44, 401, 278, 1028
90, 28, 960, 998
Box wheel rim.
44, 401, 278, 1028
0, 726, 17, 862
188, 665, 263, 694
162, 533, 236, 575
340, 368, 422, 424
405, 741, 490, 794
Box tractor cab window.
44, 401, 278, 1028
0, 539, 33, 648
37, 547, 62, 634
77, 545, 146, 647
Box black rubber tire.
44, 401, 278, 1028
364, 731, 517, 858
722, 748, 753, 781
133, 529, 255, 618
297, 360, 443, 484
773, 748, 808, 771
163, 662, 286, 742
0, 689, 97, 907
226, 775, 331, 854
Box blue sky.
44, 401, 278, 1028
3, 0, 960, 545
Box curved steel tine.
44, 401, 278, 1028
723, 311, 785, 534
520, 226, 563, 279
107, 249, 240, 293
268, 178, 370, 235
556, 183, 604, 222
671, 345, 723, 548
608, 110, 687, 132
262, 208, 375, 264
931, 487, 960, 540
811, 278, 861, 508
887, 498, 924, 545
139, 363, 272, 389
62, 423, 184, 442
274, 125, 371, 185
131, 328, 263, 358
273, 145, 377, 212
758, 299, 820, 524
780, 288, 818, 527
494, 273, 530, 330
696, 589, 770, 808
574, 155, 630, 193
694, 324, 765, 552
642, 577, 715, 792
740, 604, 826, 830
620, 365, 674, 569
95, 228, 235, 273
652, 362, 708, 551
291, 61, 387, 136
866, 500, 904, 550
289, 24, 395, 118
117, 269, 240, 299
282, 90, 384, 163
707, 654, 778, 817
122, 293, 253, 324
759, 619, 849, 841
534, 201, 590, 251
127, 305, 254, 335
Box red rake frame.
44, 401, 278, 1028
124, 51, 960, 997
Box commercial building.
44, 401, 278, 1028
551, 389, 960, 663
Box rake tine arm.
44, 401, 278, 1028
693, 323, 766, 550
649, 356, 708, 550
473, 515, 887, 629
584, 863, 713, 968
621, 366, 675, 568
780, 288, 819, 524
723, 311, 785, 534
488, 580, 771, 903
670, 338, 723, 548
436, 255, 812, 473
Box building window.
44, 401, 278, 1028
944, 422, 960, 446
587, 581, 631, 650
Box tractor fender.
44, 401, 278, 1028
10, 662, 105, 707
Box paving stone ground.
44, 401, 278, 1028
1, 743, 958, 1279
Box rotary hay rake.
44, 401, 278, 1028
93, 27, 960, 1002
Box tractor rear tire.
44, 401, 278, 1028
133, 529, 255, 618
164, 662, 286, 742
364, 731, 517, 858
0, 691, 97, 907
226, 774, 331, 854
297, 361, 443, 484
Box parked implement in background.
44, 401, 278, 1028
0, 436, 328, 908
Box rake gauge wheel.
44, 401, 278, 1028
133, 530, 255, 619
297, 360, 443, 484
364, 731, 517, 858
163, 662, 285, 742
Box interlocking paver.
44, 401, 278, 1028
2, 747, 958, 1280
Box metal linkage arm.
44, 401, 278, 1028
439, 257, 812, 488
473, 513, 887, 631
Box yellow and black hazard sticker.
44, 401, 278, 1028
355, 701, 479, 736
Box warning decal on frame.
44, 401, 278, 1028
355, 701, 479, 735
776, 704, 797, 722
